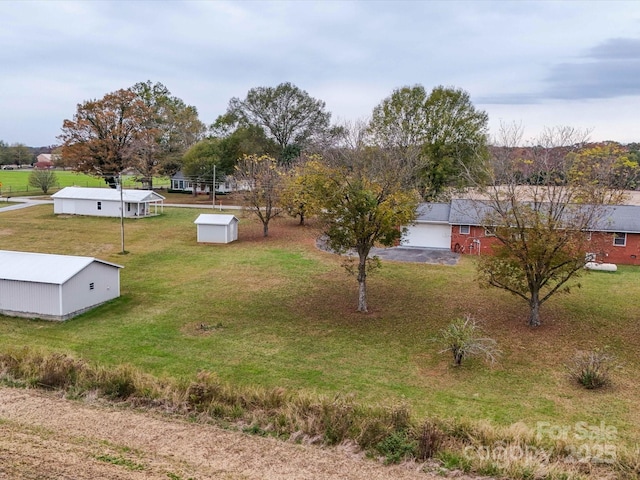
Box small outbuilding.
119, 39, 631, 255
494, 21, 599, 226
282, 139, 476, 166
52, 187, 165, 218
194, 214, 239, 244
0, 250, 123, 321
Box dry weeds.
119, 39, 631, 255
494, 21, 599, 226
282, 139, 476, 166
0, 387, 484, 480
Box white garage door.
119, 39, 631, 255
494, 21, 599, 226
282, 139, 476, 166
402, 223, 452, 249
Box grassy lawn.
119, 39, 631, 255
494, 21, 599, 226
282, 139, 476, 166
0, 204, 639, 451
0, 170, 169, 195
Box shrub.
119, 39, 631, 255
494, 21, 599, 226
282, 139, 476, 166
375, 429, 417, 464
566, 349, 616, 389
437, 315, 501, 366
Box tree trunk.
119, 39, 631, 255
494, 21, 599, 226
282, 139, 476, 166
299, 212, 304, 226
263, 221, 269, 237
357, 254, 368, 312
529, 290, 541, 327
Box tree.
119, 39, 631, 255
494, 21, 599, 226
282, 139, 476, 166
130, 81, 205, 188
368, 85, 489, 199
215, 82, 332, 163
58, 88, 151, 185
311, 132, 420, 312
420, 86, 489, 199
279, 155, 325, 226
234, 155, 283, 237
181, 138, 221, 197
28, 169, 58, 194
368, 85, 428, 173
59, 83, 204, 188
567, 142, 639, 191
7, 143, 33, 166
0, 141, 9, 165
217, 125, 280, 175
474, 125, 631, 327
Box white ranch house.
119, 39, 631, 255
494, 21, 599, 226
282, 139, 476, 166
52, 187, 165, 218
0, 250, 123, 321
194, 214, 239, 243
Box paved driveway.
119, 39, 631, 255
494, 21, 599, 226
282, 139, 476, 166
317, 237, 460, 265
370, 246, 460, 265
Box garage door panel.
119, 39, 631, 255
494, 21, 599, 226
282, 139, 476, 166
402, 223, 451, 249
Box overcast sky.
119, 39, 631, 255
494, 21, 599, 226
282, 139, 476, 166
2, 0, 640, 147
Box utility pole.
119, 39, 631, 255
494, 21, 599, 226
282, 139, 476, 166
119, 173, 125, 254
212, 164, 216, 208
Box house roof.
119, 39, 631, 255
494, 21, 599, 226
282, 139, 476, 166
0, 250, 123, 285
414, 203, 450, 223
194, 214, 238, 226
51, 187, 165, 203
595, 205, 640, 233
417, 200, 640, 233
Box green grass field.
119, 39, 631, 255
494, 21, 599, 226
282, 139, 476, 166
0, 170, 169, 195
0, 204, 638, 451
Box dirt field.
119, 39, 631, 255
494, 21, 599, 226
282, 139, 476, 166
0, 387, 487, 480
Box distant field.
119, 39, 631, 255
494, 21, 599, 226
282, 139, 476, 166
0, 170, 169, 195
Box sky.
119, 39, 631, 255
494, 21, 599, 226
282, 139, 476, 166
1, 0, 639, 147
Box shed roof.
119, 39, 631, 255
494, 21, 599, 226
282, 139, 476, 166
194, 214, 238, 226
51, 187, 165, 203
0, 250, 123, 285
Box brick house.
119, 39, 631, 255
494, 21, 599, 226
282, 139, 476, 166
403, 199, 640, 266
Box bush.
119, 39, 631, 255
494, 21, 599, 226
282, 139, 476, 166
566, 349, 616, 389
437, 315, 501, 366
375, 429, 417, 464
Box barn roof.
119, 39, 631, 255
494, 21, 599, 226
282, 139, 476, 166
0, 250, 123, 285
194, 214, 238, 226
51, 187, 165, 203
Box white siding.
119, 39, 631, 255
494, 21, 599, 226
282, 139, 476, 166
196, 224, 237, 243
0, 280, 60, 317
53, 198, 150, 218
61, 262, 120, 316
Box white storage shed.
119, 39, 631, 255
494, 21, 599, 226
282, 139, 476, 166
52, 187, 165, 218
0, 250, 123, 321
194, 214, 239, 244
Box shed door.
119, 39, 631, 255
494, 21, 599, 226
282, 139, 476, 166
402, 223, 451, 249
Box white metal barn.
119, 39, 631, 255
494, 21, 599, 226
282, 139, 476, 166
194, 214, 239, 244
52, 187, 165, 218
0, 250, 123, 321
402, 203, 453, 249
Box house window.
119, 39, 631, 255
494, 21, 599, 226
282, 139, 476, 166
127, 203, 131, 212
89, 282, 95, 290
459, 225, 470, 235
97, 202, 102, 210
484, 227, 496, 237
613, 232, 626, 246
